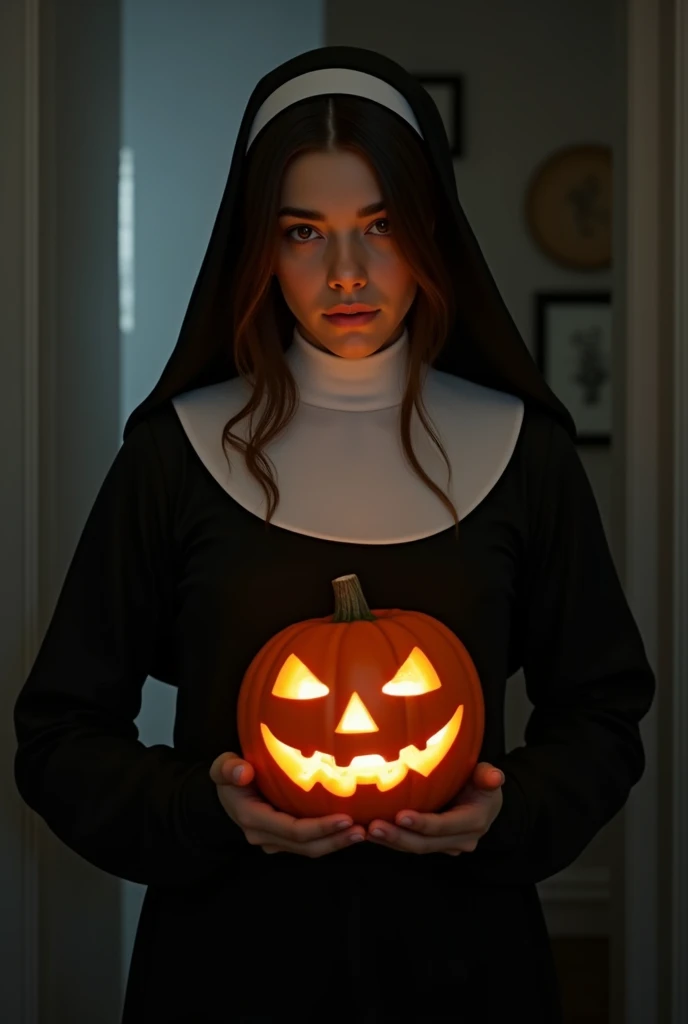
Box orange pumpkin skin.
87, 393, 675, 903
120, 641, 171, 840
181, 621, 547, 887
237, 575, 485, 826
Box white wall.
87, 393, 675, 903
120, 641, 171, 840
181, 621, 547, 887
326, 0, 618, 934
119, 0, 324, 990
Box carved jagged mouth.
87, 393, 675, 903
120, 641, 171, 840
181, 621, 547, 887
260, 705, 463, 796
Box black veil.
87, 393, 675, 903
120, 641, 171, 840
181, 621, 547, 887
123, 45, 576, 441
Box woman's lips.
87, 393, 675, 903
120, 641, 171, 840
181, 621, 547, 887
323, 310, 380, 327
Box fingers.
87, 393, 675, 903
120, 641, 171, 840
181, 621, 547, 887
368, 823, 483, 855
247, 823, 367, 858
473, 761, 505, 788
390, 806, 491, 839
288, 812, 355, 843
243, 802, 356, 845
209, 752, 255, 786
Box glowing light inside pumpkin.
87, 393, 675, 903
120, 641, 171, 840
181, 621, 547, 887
271, 653, 329, 700
260, 705, 464, 796
381, 646, 442, 696
335, 691, 379, 733
271, 646, 442, 703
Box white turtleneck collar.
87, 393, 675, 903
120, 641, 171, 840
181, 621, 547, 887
285, 323, 411, 411
171, 323, 525, 544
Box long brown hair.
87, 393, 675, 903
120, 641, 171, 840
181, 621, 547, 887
224, 93, 461, 536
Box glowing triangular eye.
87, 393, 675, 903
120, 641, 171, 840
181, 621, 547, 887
271, 653, 329, 699
382, 646, 442, 696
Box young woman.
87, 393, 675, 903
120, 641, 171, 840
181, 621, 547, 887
14, 45, 655, 1023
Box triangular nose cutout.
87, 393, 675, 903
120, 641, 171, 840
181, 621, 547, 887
335, 692, 379, 733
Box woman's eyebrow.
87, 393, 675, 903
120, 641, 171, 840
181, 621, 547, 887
277, 199, 386, 221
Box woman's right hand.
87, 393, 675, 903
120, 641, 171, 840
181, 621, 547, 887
209, 752, 366, 857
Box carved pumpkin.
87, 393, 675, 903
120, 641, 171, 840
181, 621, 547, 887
237, 574, 485, 825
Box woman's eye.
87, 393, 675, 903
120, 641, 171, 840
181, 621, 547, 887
287, 225, 319, 242
285, 219, 391, 244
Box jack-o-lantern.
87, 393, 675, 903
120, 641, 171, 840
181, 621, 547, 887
237, 574, 484, 825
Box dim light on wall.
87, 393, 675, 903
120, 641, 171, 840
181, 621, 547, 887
118, 147, 135, 334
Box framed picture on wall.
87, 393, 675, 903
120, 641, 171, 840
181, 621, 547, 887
534, 291, 613, 445
414, 74, 463, 157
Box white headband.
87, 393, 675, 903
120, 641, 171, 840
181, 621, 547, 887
246, 67, 424, 151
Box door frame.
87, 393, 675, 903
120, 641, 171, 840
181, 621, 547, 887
3, 0, 123, 1021
620, 1, 688, 1022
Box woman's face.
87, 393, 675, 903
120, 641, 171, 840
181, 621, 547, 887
273, 148, 418, 359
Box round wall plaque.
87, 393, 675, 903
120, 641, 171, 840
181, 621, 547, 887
525, 144, 612, 270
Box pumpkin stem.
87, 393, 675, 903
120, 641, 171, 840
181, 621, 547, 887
331, 574, 377, 622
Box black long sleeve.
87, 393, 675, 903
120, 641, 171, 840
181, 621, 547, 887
467, 415, 656, 883
13, 419, 242, 888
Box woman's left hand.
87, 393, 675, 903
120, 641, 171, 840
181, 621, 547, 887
366, 762, 505, 856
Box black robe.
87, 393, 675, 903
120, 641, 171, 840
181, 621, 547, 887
14, 400, 655, 1022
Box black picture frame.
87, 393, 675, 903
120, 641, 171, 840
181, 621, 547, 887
534, 291, 613, 446
414, 74, 463, 157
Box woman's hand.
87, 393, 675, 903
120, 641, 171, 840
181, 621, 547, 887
209, 752, 366, 857
366, 761, 505, 856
